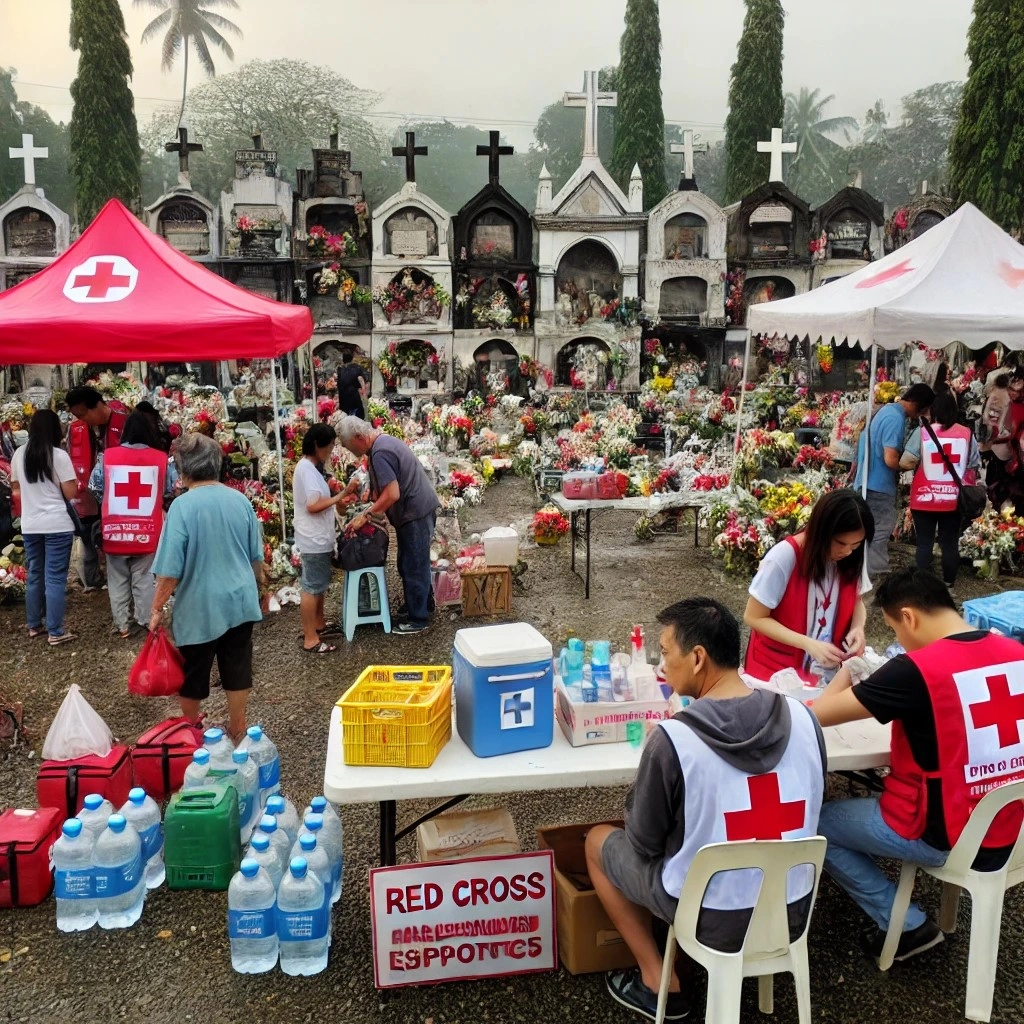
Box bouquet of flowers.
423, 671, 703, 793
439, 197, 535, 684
473, 292, 514, 329
236, 214, 278, 236
518, 357, 553, 388
759, 335, 791, 367
306, 225, 358, 259
533, 505, 570, 544
755, 480, 815, 535
959, 509, 1024, 574
875, 380, 901, 404
373, 271, 451, 323
793, 445, 834, 472
88, 370, 148, 407
711, 503, 776, 575
815, 343, 834, 374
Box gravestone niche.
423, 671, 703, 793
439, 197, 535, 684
744, 276, 796, 307
379, 267, 444, 325
664, 213, 708, 260
472, 338, 520, 391
659, 277, 708, 318
385, 206, 439, 257
555, 240, 621, 325
557, 337, 611, 388
749, 203, 793, 261
469, 210, 516, 261
458, 274, 524, 331
826, 208, 871, 261
157, 200, 210, 256
306, 203, 356, 238
3, 208, 56, 257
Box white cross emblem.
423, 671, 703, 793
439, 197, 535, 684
63, 255, 138, 304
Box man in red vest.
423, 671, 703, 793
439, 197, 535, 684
813, 568, 1024, 963
65, 385, 128, 590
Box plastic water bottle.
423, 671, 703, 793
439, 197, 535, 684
276, 857, 329, 976
292, 834, 333, 944
300, 806, 342, 903
75, 794, 114, 848
52, 819, 97, 932
231, 750, 260, 842
182, 748, 212, 789
236, 725, 280, 807
252, 814, 291, 877
119, 788, 164, 889
245, 832, 285, 891
204, 728, 237, 780
265, 795, 300, 847
227, 858, 278, 974
93, 814, 145, 929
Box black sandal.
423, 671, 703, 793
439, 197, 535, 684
303, 640, 338, 654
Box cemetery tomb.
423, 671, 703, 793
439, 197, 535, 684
555, 240, 622, 326
556, 337, 611, 388
744, 275, 796, 307
658, 276, 709, 319
472, 339, 521, 392
825, 208, 871, 261
384, 206, 439, 258
157, 201, 211, 257
664, 212, 708, 260
3, 208, 56, 258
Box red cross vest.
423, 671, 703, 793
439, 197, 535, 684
909, 423, 973, 513
100, 445, 167, 555
879, 634, 1024, 849
659, 697, 823, 909
744, 536, 860, 683
68, 401, 127, 517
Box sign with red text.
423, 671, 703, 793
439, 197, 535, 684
369, 850, 557, 988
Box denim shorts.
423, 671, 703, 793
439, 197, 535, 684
300, 551, 334, 596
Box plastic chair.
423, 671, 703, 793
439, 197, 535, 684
879, 779, 1024, 1022
341, 566, 391, 642
655, 837, 827, 1024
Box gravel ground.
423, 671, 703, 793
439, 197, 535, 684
2, 474, 1022, 1024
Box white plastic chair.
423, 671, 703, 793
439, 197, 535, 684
655, 837, 827, 1024
879, 779, 1024, 1022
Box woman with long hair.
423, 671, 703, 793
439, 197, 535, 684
744, 489, 875, 683
9, 410, 78, 644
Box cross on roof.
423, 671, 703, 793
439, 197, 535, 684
251, 127, 265, 150
392, 131, 428, 183
8, 133, 48, 188
563, 71, 617, 159
476, 130, 514, 186
165, 126, 203, 179
757, 127, 797, 184
670, 129, 709, 183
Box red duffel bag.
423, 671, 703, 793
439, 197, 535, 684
0, 807, 63, 907
131, 717, 204, 801
129, 627, 185, 698
36, 745, 134, 818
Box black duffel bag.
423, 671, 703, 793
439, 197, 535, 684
333, 524, 389, 571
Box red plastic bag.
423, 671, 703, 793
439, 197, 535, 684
128, 627, 185, 698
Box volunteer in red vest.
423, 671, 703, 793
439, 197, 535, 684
585, 598, 825, 1021
744, 489, 874, 684
65, 385, 128, 591
900, 390, 981, 587
88, 411, 176, 638
813, 568, 1024, 963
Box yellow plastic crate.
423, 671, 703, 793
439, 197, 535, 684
337, 665, 452, 768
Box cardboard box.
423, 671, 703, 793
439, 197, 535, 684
416, 807, 520, 862
555, 681, 671, 746
536, 822, 636, 975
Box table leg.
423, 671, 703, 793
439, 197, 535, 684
379, 799, 397, 866
584, 509, 592, 600
569, 511, 578, 574
693, 506, 699, 548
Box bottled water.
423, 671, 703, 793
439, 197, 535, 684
245, 832, 284, 891
203, 728, 237, 780
182, 748, 212, 789
227, 858, 278, 974
265, 795, 300, 847
93, 814, 145, 930
231, 750, 260, 842
300, 805, 342, 903
292, 834, 332, 945
236, 725, 280, 806
75, 794, 114, 848
276, 857, 329, 976
119, 788, 164, 889
252, 814, 291, 877
52, 819, 97, 932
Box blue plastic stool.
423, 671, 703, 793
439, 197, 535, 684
963, 591, 1024, 640
342, 566, 391, 642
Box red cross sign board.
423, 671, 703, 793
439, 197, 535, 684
107, 465, 159, 517
369, 851, 556, 988
63, 255, 138, 304
957, 662, 1024, 795
723, 773, 807, 841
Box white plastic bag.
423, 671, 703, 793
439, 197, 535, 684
41, 684, 113, 761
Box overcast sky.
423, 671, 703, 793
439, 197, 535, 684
5, 0, 972, 149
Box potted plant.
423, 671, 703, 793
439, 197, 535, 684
533, 505, 570, 546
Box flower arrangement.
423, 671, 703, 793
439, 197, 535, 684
0, 537, 26, 603
815, 342, 834, 374
724, 269, 746, 326
313, 263, 372, 304
425, 404, 475, 448
950, 365, 979, 395
533, 505, 570, 544
607, 343, 631, 383
650, 374, 675, 394
758, 334, 791, 367
366, 398, 405, 438
306, 224, 358, 259
710, 500, 776, 575
376, 340, 444, 389
755, 480, 815, 534
735, 428, 798, 481
518, 357, 553, 389
473, 291, 514, 329
959, 509, 1024, 575
373, 270, 451, 323
236, 214, 278, 236
875, 380, 901, 404
793, 445, 834, 472
88, 370, 148, 407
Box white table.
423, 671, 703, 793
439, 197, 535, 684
323, 706, 890, 865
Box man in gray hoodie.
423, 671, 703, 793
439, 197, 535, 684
585, 597, 826, 1021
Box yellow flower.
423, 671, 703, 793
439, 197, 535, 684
22, 402, 35, 416
640, 478, 653, 497
481, 458, 494, 481
652, 375, 675, 394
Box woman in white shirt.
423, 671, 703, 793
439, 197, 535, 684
10, 410, 78, 645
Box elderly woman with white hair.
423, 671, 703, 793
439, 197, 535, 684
149, 432, 267, 741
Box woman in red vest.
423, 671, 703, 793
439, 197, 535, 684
744, 489, 874, 683
900, 390, 981, 587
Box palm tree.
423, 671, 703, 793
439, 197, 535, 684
784, 87, 858, 197
134, 0, 243, 126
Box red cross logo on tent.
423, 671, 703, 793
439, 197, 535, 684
723, 773, 806, 841
855, 259, 914, 290
969, 673, 1024, 748
997, 262, 1024, 289
63, 254, 138, 304
107, 465, 158, 517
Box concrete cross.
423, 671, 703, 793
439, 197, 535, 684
670, 129, 709, 182
164, 126, 203, 181
563, 71, 617, 159
476, 130, 514, 186
251, 127, 265, 150
757, 127, 797, 184
392, 131, 428, 183
8, 133, 48, 187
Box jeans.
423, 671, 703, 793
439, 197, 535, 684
864, 489, 897, 577
818, 797, 948, 932
912, 509, 961, 585
395, 512, 436, 627
23, 531, 75, 636
105, 552, 155, 631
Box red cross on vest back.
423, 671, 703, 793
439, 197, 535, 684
72, 261, 131, 298
969, 673, 1024, 748
929, 442, 956, 467
113, 470, 153, 511
723, 773, 806, 841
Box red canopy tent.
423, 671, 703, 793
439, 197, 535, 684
0, 198, 312, 362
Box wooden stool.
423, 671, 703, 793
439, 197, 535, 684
342, 566, 392, 642
460, 566, 512, 618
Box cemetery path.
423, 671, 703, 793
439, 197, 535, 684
1, 474, 1020, 1023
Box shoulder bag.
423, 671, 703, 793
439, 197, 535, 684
922, 419, 987, 521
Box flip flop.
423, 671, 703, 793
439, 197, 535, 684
48, 632, 77, 646
27, 627, 45, 639
303, 640, 338, 654
318, 621, 343, 635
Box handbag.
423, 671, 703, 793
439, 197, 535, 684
334, 523, 389, 571
61, 494, 89, 541
922, 420, 987, 521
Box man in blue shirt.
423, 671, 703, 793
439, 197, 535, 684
854, 383, 934, 577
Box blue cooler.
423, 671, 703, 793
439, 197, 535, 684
963, 591, 1024, 640
453, 623, 554, 757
